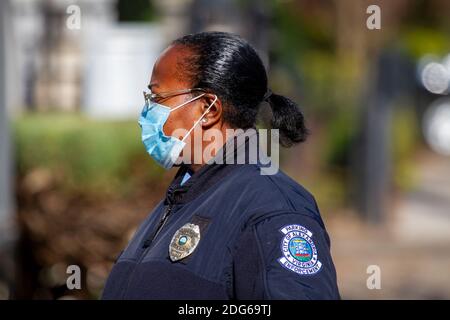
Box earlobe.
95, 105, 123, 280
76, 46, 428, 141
200, 94, 221, 126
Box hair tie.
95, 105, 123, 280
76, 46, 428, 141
263, 89, 273, 102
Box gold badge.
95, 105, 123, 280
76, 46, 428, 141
169, 223, 201, 262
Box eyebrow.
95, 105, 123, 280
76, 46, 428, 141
147, 83, 159, 90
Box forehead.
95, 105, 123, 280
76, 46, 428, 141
150, 44, 193, 91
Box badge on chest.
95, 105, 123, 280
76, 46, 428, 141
169, 223, 201, 262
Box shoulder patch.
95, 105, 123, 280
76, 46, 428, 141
278, 224, 322, 275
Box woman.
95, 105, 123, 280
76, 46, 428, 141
102, 32, 339, 300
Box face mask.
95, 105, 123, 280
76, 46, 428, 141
138, 93, 218, 169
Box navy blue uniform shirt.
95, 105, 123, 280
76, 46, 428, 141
102, 133, 340, 299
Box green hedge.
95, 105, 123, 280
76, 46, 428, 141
14, 113, 164, 196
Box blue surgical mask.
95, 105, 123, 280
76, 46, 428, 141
138, 93, 217, 169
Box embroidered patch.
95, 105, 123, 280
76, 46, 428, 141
169, 223, 201, 262
278, 224, 322, 275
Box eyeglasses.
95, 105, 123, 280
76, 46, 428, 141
143, 88, 205, 104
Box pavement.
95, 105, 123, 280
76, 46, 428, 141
326, 151, 450, 299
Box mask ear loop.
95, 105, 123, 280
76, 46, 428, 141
181, 95, 218, 143
169, 93, 206, 112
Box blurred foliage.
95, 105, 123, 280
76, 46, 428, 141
402, 27, 450, 59
390, 106, 420, 190
297, 165, 348, 216
268, 0, 449, 202
299, 52, 361, 116
271, 0, 333, 61
323, 112, 357, 169
117, 0, 158, 22
14, 113, 164, 198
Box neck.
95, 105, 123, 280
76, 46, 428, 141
189, 123, 233, 172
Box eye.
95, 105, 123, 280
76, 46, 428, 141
146, 90, 165, 104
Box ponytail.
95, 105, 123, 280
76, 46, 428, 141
265, 91, 309, 147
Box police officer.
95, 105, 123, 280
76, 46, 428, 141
102, 32, 340, 300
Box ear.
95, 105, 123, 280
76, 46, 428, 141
200, 94, 222, 128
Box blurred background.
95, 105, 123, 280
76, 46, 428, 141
0, 0, 449, 299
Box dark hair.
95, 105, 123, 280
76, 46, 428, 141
172, 31, 308, 147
